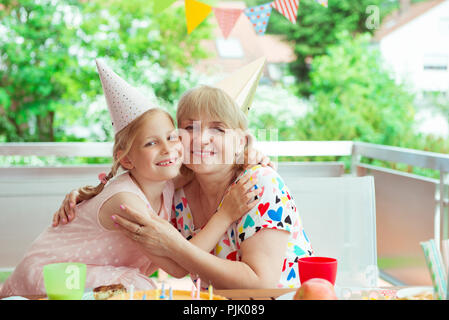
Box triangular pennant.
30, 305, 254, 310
315, 0, 328, 8
213, 8, 243, 39
243, 2, 273, 36
152, 0, 177, 14
271, 0, 300, 24
185, 0, 212, 34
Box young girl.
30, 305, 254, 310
0, 60, 259, 297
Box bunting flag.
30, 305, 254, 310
152, 0, 177, 14
185, 0, 212, 34
244, 3, 273, 36
213, 8, 243, 39
270, 0, 300, 24
315, 0, 328, 7
160, 0, 328, 36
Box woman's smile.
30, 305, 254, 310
192, 150, 216, 158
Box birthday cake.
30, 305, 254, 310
108, 289, 227, 300
94, 284, 127, 300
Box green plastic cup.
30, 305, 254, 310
43, 262, 87, 300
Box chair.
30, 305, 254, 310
277, 161, 345, 178
0, 165, 110, 271
282, 175, 378, 288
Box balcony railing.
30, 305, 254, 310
0, 141, 448, 286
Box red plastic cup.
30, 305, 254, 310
298, 257, 338, 285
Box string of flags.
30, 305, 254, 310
152, 0, 328, 37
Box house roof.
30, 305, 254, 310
193, 1, 296, 75
374, 0, 447, 41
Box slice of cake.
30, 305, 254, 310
93, 284, 127, 300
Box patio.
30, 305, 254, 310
1, 140, 448, 289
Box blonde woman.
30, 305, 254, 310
112, 85, 314, 289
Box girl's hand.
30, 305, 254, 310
246, 148, 277, 171
112, 204, 185, 257
217, 173, 261, 224
52, 189, 81, 227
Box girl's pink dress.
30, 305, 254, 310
0, 172, 173, 296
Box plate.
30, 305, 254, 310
82, 289, 94, 300
1, 296, 29, 300
276, 291, 295, 300
396, 287, 433, 300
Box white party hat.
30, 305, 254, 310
214, 57, 266, 114
95, 59, 154, 133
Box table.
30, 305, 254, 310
214, 288, 297, 300
0, 286, 427, 300
0, 289, 296, 301
214, 287, 408, 300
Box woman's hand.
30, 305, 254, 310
216, 173, 261, 224
112, 204, 185, 257
52, 189, 81, 227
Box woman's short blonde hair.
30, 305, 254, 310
176, 85, 248, 131
176, 85, 252, 176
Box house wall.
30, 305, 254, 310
379, 1, 449, 93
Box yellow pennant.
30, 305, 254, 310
185, 0, 212, 34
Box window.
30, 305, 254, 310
423, 54, 448, 71
215, 38, 244, 59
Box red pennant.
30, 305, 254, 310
271, 0, 300, 24
213, 8, 243, 38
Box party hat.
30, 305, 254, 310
214, 57, 266, 114
95, 59, 154, 133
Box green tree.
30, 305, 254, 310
250, 32, 417, 147
0, 0, 88, 142
245, 0, 392, 95
244, 0, 437, 96
295, 32, 417, 147
0, 0, 212, 142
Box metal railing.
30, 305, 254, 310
1, 141, 448, 244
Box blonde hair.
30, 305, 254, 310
78, 108, 174, 201
176, 85, 252, 177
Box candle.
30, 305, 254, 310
191, 285, 195, 300
129, 284, 134, 300
160, 282, 166, 299
155, 289, 160, 300
208, 284, 213, 300
196, 278, 201, 300
142, 294, 146, 300
169, 287, 173, 300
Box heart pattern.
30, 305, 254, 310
268, 207, 283, 221
257, 202, 269, 217
243, 215, 255, 228
175, 203, 183, 212
171, 165, 313, 288
287, 268, 296, 281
